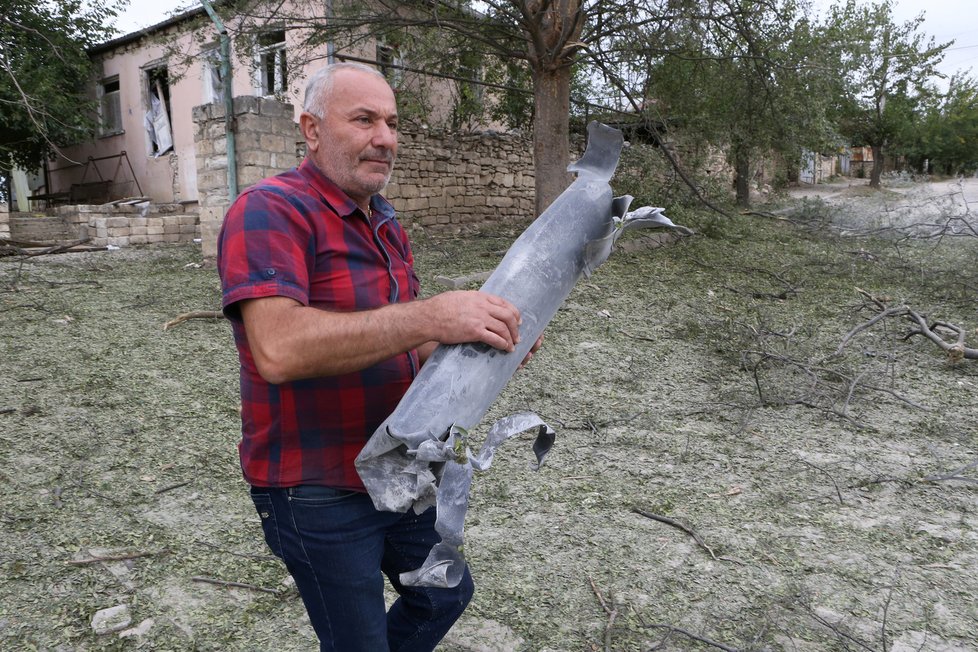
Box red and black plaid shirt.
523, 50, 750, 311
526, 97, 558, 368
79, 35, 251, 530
217, 159, 420, 490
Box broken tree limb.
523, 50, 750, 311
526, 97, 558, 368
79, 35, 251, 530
831, 296, 977, 363
0, 238, 93, 257
191, 576, 280, 595
922, 459, 978, 485
588, 575, 619, 652
67, 550, 167, 565
162, 310, 225, 331
643, 624, 742, 652
632, 506, 719, 560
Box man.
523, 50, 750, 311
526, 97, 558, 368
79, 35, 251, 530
217, 62, 528, 651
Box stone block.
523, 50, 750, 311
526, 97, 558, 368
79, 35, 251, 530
403, 197, 427, 211
259, 134, 289, 153
240, 150, 271, 167
206, 155, 228, 170
237, 166, 270, 188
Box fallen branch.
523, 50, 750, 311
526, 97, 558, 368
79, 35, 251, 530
832, 293, 977, 363
155, 480, 192, 494
67, 549, 166, 565
191, 576, 280, 595
163, 310, 225, 331
588, 575, 618, 652
632, 507, 721, 561
922, 459, 978, 485
617, 328, 656, 342
795, 457, 844, 505
0, 238, 92, 257
643, 624, 742, 652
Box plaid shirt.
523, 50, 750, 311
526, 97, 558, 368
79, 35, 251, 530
217, 159, 420, 490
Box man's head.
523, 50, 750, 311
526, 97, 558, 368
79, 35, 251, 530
300, 62, 398, 210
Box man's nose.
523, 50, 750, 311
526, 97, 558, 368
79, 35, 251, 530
372, 122, 397, 149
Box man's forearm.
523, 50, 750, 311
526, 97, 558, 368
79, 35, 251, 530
240, 290, 521, 384
241, 297, 438, 383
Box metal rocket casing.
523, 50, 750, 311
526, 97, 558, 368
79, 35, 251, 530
356, 121, 683, 515
386, 128, 622, 445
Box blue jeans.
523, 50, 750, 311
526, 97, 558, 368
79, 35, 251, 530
250, 485, 474, 651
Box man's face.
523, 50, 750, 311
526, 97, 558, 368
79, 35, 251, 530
305, 69, 399, 208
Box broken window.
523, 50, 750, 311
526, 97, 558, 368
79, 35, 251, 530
98, 76, 123, 136
202, 47, 224, 104
143, 65, 173, 157
257, 30, 287, 96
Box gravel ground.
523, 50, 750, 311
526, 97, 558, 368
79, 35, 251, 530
1, 181, 976, 651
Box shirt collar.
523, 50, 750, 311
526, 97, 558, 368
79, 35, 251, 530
298, 158, 395, 225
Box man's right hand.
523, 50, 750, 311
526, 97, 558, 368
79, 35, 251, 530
422, 291, 521, 353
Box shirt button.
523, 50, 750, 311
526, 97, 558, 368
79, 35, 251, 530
264, 268, 277, 278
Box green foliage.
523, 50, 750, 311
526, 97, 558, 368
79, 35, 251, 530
614, 139, 732, 214
485, 59, 534, 132
823, 0, 950, 185
899, 73, 978, 176
0, 0, 122, 171
614, 0, 834, 208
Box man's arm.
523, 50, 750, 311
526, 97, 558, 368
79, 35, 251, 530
240, 290, 521, 384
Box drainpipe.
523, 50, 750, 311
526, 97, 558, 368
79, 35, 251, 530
201, 0, 238, 201
325, 0, 335, 63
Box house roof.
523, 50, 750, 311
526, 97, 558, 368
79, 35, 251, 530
89, 4, 207, 55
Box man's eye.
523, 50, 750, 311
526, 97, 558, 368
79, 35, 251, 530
388, 122, 398, 131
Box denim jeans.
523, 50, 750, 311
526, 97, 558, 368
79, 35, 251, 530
250, 485, 474, 652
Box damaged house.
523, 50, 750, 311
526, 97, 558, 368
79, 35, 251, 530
9, 1, 535, 252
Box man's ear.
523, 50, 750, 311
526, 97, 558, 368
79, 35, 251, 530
299, 112, 320, 152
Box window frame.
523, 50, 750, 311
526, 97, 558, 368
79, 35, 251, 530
98, 75, 124, 137
255, 30, 288, 97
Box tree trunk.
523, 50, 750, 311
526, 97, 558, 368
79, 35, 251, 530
531, 66, 574, 217
734, 148, 751, 208
870, 144, 884, 188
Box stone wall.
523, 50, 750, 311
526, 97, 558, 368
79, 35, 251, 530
2, 98, 536, 253
388, 129, 535, 230
57, 203, 199, 248
192, 96, 538, 257
193, 96, 300, 262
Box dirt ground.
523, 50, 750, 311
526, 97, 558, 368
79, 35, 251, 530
1, 178, 976, 651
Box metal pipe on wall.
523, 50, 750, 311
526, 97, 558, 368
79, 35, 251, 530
201, 0, 238, 202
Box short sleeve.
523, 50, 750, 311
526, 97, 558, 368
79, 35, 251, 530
217, 187, 316, 320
